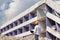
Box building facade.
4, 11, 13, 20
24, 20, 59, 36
0, 0, 60, 40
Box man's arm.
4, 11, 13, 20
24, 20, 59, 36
33, 25, 37, 34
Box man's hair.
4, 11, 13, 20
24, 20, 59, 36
34, 20, 39, 25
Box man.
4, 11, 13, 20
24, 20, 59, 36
34, 20, 41, 40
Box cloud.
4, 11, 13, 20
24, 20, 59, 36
0, 0, 8, 6
0, 0, 40, 26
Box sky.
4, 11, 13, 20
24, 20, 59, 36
0, 0, 40, 26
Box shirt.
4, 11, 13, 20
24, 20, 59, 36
34, 24, 41, 35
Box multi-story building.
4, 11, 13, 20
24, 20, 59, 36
46, 0, 60, 40
0, 0, 46, 37
0, 0, 60, 40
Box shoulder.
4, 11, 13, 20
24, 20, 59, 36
35, 25, 39, 28
35, 25, 38, 28
35, 25, 38, 27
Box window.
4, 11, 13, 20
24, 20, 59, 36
6, 34, 9, 36
9, 23, 13, 29
1, 29, 3, 33
23, 14, 29, 22
9, 32, 13, 36
56, 23, 60, 32
23, 25, 29, 32
10, 23, 13, 28
6, 25, 10, 30
4, 27, 6, 32
17, 20, 20, 25
14, 21, 18, 26
19, 18, 23, 24
18, 28, 22, 33
46, 17, 55, 27
13, 30, 17, 35
2, 28, 5, 32
46, 5, 54, 13
29, 12, 36, 19
46, 32, 56, 40
29, 24, 35, 30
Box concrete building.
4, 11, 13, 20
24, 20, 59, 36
0, 0, 60, 40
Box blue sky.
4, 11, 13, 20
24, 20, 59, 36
0, 0, 40, 26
